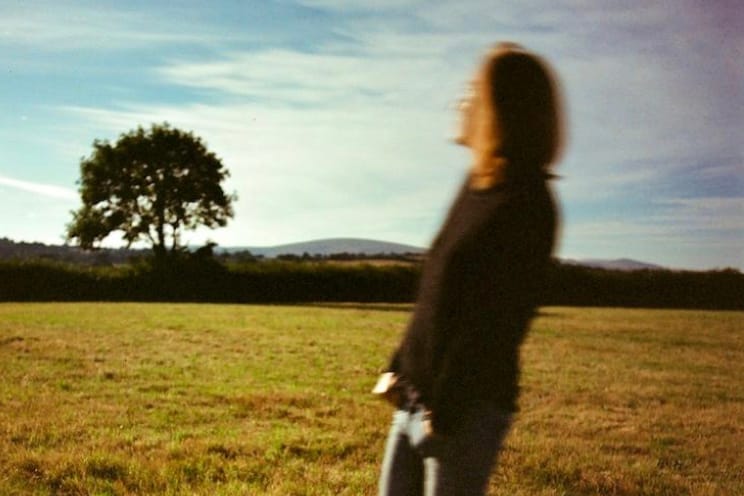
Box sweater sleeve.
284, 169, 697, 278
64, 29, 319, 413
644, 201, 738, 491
386, 349, 402, 373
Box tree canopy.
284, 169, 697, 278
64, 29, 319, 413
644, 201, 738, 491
67, 123, 236, 258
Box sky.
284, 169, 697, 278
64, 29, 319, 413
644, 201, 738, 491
1, 0, 742, 270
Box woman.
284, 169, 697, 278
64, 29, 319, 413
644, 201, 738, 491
377, 43, 564, 495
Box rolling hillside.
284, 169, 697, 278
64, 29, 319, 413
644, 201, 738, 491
232, 238, 426, 258
1, 236, 666, 270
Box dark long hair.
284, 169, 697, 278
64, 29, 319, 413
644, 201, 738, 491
469, 43, 564, 188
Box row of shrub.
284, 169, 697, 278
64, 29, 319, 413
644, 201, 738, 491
0, 258, 741, 310
0, 258, 417, 304
545, 263, 743, 310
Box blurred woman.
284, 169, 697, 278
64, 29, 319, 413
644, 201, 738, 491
377, 42, 564, 496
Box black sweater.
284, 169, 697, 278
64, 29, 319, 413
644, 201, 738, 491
389, 170, 557, 434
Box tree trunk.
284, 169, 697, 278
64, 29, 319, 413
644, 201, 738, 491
155, 206, 166, 262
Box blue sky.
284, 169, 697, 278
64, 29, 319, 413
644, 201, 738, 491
1, 0, 742, 270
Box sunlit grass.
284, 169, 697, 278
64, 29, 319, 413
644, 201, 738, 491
1, 303, 742, 495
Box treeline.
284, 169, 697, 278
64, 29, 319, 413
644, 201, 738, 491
0, 257, 742, 310
0, 257, 416, 304
544, 263, 743, 310
0, 238, 423, 266
0, 237, 146, 265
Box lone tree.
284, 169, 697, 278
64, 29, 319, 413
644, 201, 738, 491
67, 123, 236, 259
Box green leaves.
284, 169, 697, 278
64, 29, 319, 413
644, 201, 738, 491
67, 123, 236, 255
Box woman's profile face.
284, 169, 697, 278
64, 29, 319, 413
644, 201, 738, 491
454, 84, 476, 147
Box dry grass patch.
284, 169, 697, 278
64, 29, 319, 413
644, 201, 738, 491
1, 303, 742, 495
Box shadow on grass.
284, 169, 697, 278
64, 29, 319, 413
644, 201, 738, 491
307, 302, 414, 313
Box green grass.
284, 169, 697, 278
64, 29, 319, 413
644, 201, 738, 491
1, 303, 742, 495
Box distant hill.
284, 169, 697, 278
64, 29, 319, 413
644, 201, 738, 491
1, 236, 665, 271
228, 238, 426, 258
228, 240, 666, 270
231, 239, 665, 270
566, 258, 664, 271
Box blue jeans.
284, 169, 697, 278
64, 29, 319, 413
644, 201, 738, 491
378, 404, 512, 496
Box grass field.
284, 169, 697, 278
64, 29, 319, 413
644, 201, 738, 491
1, 303, 742, 495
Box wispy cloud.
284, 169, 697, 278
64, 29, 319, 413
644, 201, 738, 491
563, 194, 744, 268
656, 197, 744, 232
60, 98, 466, 247
6, 0, 740, 269
568, 198, 744, 242
295, 0, 427, 11
157, 47, 459, 111
0, 175, 77, 200
0, 3, 234, 51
